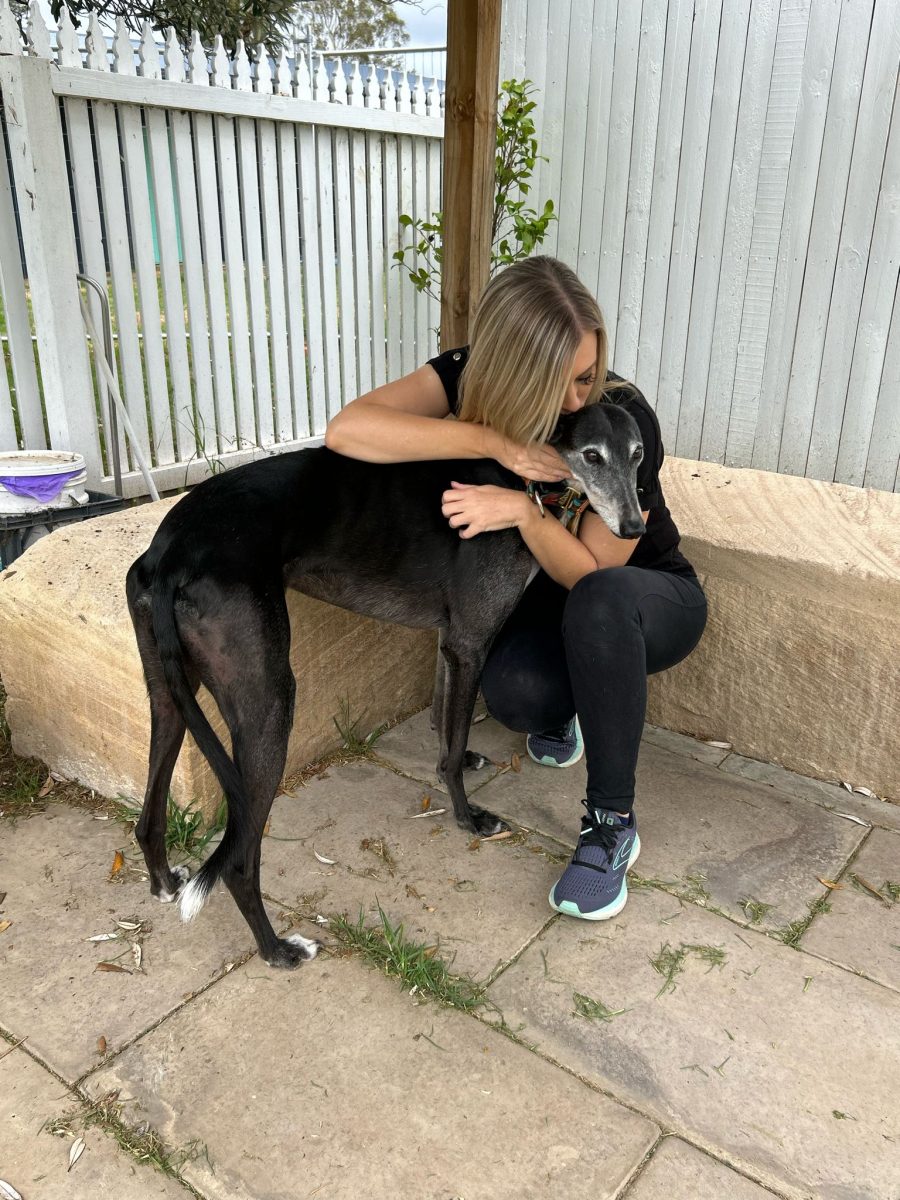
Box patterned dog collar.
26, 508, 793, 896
525, 480, 591, 535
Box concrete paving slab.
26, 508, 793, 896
372, 707, 521, 793
641, 725, 732, 767
485, 889, 900, 1199
624, 1137, 780, 1198
262, 761, 562, 981
720, 754, 900, 833
476, 743, 865, 931
0, 805, 254, 1083
0, 1047, 188, 1199
84, 953, 659, 1200
801, 828, 900, 992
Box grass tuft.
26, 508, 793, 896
572, 991, 627, 1022
740, 896, 775, 924
775, 895, 831, 949
330, 904, 486, 1012
164, 795, 226, 859
333, 698, 386, 755
650, 941, 727, 997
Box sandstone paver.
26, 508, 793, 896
476, 741, 865, 931
84, 953, 659, 1200
372, 705, 520, 792
801, 828, 900, 991
263, 762, 562, 980
486, 888, 900, 1199
624, 1137, 780, 1198
0, 805, 254, 1082
0, 1047, 188, 1199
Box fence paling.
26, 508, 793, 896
258, 117, 293, 445
398, 135, 416, 376
334, 123, 358, 409
217, 114, 256, 448
316, 128, 342, 428
297, 122, 327, 436
351, 129, 373, 399
383, 132, 403, 386
277, 123, 309, 441
367, 134, 387, 391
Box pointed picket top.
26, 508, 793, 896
274, 47, 292, 96
397, 68, 412, 114
426, 75, 440, 120
56, 6, 80, 68
313, 52, 328, 102
233, 39, 251, 91
85, 12, 109, 71
112, 17, 134, 74
294, 50, 312, 100
0, 0, 21, 56
382, 66, 396, 113
188, 31, 208, 85
26, 1, 51, 59
163, 28, 184, 81
138, 21, 160, 78
331, 56, 347, 104
253, 44, 272, 95
212, 35, 231, 87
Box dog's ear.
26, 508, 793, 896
548, 411, 577, 448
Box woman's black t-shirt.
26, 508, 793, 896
427, 346, 696, 577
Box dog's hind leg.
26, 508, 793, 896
432, 630, 489, 773
437, 636, 509, 838
130, 595, 195, 902
187, 588, 318, 969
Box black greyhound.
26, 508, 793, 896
126, 402, 645, 968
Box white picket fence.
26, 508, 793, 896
0, 1, 443, 496
502, 0, 900, 493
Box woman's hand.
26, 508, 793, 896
481, 427, 570, 482
441, 482, 532, 539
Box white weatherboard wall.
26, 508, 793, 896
502, 0, 900, 492
0, 2, 442, 496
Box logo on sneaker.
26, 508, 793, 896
612, 838, 633, 871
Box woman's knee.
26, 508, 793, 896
480, 662, 571, 733
564, 567, 640, 636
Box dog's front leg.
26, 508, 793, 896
437, 638, 509, 838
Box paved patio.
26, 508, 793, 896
1, 708, 898, 1199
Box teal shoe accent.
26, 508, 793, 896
526, 715, 584, 768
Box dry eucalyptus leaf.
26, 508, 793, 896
313, 850, 336, 866
423, 946, 438, 959
482, 830, 514, 842
97, 1036, 107, 1055
87, 932, 118, 943
0, 1180, 23, 1200
67, 1136, 86, 1171
421, 794, 431, 811
511, 753, 522, 773
816, 877, 844, 890
131, 943, 143, 971
49, 771, 66, 783
109, 850, 124, 879
834, 812, 870, 827
840, 781, 853, 793
0, 920, 11, 934
468, 838, 481, 851
853, 874, 888, 902
852, 786, 876, 798
38, 775, 55, 798
406, 808, 446, 819
115, 920, 142, 931
95, 961, 130, 974
705, 740, 733, 750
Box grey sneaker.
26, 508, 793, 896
526, 715, 584, 768
549, 802, 640, 920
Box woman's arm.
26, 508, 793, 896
325, 365, 569, 481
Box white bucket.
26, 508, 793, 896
0, 451, 89, 515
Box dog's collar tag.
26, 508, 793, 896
526, 481, 590, 535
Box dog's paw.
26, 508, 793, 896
463, 750, 489, 772
266, 934, 321, 969
467, 804, 510, 838
154, 864, 191, 903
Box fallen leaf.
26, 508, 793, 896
510, 752, 522, 773
96, 1036, 107, 1055
704, 740, 733, 750
834, 812, 870, 827
421, 794, 431, 811
468, 838, 480, 851
422, 946, 438, 959
816, 877, 844, 890
0, 1181, 23, 1200
840, 781, 853, 793
852, 786, 876, 798
852, 874, 889, 902
0, 920, 11, 934
482, 830, 514, 842
109, 850, 124, 879
472, 711, 488, 724
49, 771, 66, 783
131, 943, 142, 971
67, 1136, 86, 1171
406, 808, 446, 819
314, 914, 329, 925
313, 850, 336, 865
38, 775, 55, 798
115, 920, 142, 931
263, 820, 271, 835
94, 961, 131, 974
87, 932, 118, 943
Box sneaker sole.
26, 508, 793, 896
548, 833, 641, 921
526, 743, 585, 769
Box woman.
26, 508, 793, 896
325, 256, 707, 921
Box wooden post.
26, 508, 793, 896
440, 0, 502, 350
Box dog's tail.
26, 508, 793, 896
150, 565, 248, 924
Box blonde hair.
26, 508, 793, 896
457, 256, 619, 445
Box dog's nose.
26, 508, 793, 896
619, 517, 647, 539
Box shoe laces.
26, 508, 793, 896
576, 799, 621, 859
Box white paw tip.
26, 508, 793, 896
179, 876, 209, 923
286, 933, 320, 960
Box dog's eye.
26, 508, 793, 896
584, 449, 603, 465
632, 448, 643, 462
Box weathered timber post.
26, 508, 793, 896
440, 0, 502, 350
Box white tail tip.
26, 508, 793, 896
179, 875, 210, 923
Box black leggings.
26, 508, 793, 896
480, 566, 708, 813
